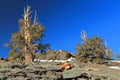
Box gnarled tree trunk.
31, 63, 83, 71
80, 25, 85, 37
23, 6, 33, 64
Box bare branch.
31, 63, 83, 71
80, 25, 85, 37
80, 30, 87, 42
33, 11, 38, 25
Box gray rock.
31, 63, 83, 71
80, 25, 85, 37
63, 68, 88, 79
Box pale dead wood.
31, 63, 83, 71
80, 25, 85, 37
59, 62, 73, 70
80, 30, 87, 42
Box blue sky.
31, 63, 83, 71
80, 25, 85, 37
0, 0, 120, 58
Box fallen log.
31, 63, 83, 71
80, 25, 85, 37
59, 62, 73, 70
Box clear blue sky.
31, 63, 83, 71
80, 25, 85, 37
0, 0, 120, 59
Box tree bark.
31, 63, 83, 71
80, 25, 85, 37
23, 6, 33, 64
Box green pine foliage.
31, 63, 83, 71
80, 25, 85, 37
118, 52, 120, 60
76, 31, 114, 63
7, 6, 50, 62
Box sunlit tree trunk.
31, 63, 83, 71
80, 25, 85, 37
23, 6, 33, 63
7, 6, 48, 64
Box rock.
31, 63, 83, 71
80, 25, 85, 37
46, 71, 63, 80
63, 68, 91, 79
46, 71, 56, 75
85, 68, 99, 71
0, 57, 4, 60
1, 59, 120, 80
41, 74, 62, 80
36, 50, 76, 60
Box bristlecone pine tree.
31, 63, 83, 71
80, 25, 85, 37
7, 6, 50, 63
118, 50, 120, 60
76, 30, 113, 63
105, 48, 113, 59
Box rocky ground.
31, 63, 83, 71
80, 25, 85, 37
0, 59, 120, 80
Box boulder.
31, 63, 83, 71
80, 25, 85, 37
36, 50, 76, 60
0, 57, 4, 60
63, 68, 91, 79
